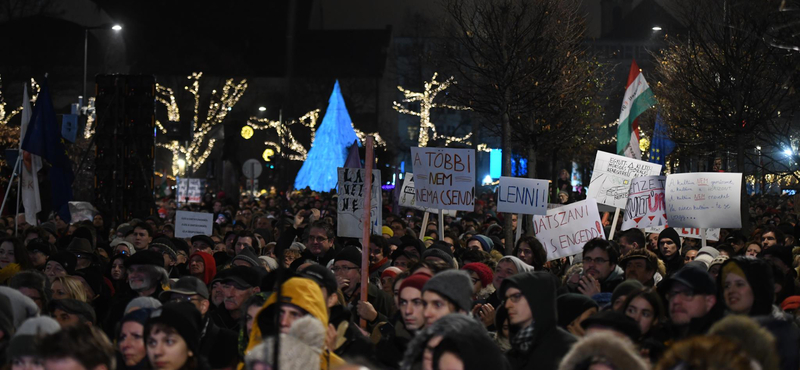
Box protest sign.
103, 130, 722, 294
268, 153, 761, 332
337, 168, 382, 238
177, 178, 204, 204
68, 201, 97, 223
665, 173, 742, 228
399, 173, 456, 216
587, 151, 662, 209
532, 199, 605, 261
644, 226, 720, 241
175, 211, 213, 238
497, 176, 549, 215
411, 147, 475, 212
621, 176, 667, 230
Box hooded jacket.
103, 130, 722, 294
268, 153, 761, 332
557, 332, 649, 370
246, 277, 344, 370
190, 251, 217, 285
500, 271, 577, 370
717, 256, 775, 316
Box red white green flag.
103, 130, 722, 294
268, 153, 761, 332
617, 59, 656, 159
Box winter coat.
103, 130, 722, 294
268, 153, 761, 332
558, 332, 649, 370
717, 256, 775, 316
501, 271, 577, 370
371, 312, 414, 369
200, 315, 240, 369
600, 265, 625, 293
709, 315, 781, 370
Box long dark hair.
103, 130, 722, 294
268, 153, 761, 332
1, 236, 33, 269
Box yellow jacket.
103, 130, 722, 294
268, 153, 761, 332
0, 263, 21, 285
244, 277, 345, 370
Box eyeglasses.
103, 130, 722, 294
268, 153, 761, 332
307, 236, 328, 243
331, 266, 359, 273
666, 289, 696, 301
583, 257, 609, 264
504, 292, 524, 303
170, 296, 201, 303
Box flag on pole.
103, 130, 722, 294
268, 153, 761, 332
648, 112, 676, 166
19, 85, 42, 225
21, 78, 74, 222
616, 59, 656, 159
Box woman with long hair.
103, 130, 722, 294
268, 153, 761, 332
0, 237, 33, 284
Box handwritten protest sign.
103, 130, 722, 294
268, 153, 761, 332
665, 173, 742, 228
399, 173, 456, 216
587, 151, 662, 209
621, 176, 667, 230
644, 226, 720, 241
411, 147, 475, 212
177, 178, 204, 204
175, 211, 213, 238
497, 176, 549, 215
337, 168, 382, 238
532, 199, 605, 261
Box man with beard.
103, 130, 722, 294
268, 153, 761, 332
103, 250, 168, 336
208, 265, 262, 331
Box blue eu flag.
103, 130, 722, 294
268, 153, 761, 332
21, 78, 74, 221
648, 113, 676, 166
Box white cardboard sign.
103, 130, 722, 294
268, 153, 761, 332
621, 176, 667, 230
411, 147, 475, 212
337, 168, 382, 238
399, 173, 456, 216
665, 173, 742, 228
532, 199, 605, 261
587, 151, 662, 209
644, 226, 720, 241
497, 176, 549, 215
175, 211, 213, 238
176, 178, 204, 204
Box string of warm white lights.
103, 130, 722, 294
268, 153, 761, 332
156, 72, 248, 176
392, 73, 472, 147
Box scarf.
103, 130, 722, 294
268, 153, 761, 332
369, 257, 389, 275
510, 323, 535, 352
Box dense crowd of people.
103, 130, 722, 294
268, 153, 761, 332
0, 188, 798, 370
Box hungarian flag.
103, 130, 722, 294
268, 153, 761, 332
616, 60, 656, 159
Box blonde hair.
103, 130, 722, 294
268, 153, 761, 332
52, 276, 89, 302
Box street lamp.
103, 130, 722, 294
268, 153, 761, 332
652, 26, 662, 31
84, 23, 122, 110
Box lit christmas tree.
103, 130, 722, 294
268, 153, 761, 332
295, 80, 360, 191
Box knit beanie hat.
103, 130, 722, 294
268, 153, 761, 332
150, 237, 177, 260
422, 270, 473, 313
382, 225, 394, 237
259, 256, 278, 271
498, 255, 535, 273
48, 299, 96, 324
658, 228, 682, 252
708, 255, 729, 270
611, 280, 644, 306
145, 302, 202, 353
467, 235, 493, 253
0, 287, 39, 328
556, 293, 600, 329
422, 247, 454, 269
580, 310, 641, 342
334, 246, 363, 267
461, 262, 493, 287
399, 272, 432, 296
399, 236, 425, 257
125, 297, 162, 315
694, 247, 720, 268
232, 247, 260, 268
6, 316, 61, 360
47, 251, 77, 275
381, 266, 404, 280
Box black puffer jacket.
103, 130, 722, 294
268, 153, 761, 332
500, 271, 577, 370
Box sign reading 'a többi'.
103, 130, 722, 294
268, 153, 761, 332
497, 176, 549, 215
399, 173, 456, 216
411, 147, 475, 212
532, 199, 605, 261
665, 172, 742, 229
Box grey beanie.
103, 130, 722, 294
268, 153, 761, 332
259, 256, 278, 271
125, 297, 163, 315
232, 247, 261, 268
694, 247, 720, 268
422, 270, 473, 313
6, 316, 61, 361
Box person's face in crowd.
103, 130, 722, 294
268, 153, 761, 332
45, 261, 67, 282
399, 287, 426, 331
254, 234, 267, 250
75, 254, 92, 270
189, 255, 205, 276
28, 250, 48, 268
381, 275, 395, 297
213, 201, 222, 213
684, 250, 697, 263
647, 233, 659, 251
724, 272, 754, 315
210, 282, 224, 307
333, 260, 360, 293
624, 258, 654, 285
128, 265, 153, 292
245, 304, 261, 337
145, 220, 157, 230
368, 243, 384, 265
224, 234, 236, 251
167, 294, 209, 316
306, 227, 333, 256
119, 321, 147, 367
745, 243, 761, 257
468, 271, 483, 296
618, 237, 636, 256
463, 219, 476, 231
255, 217, 270, 230
504, 287, 533, 328
0, 241, 16, 268
422, 291, 456, 327
437, 352, 464, 370
761, 232, 778, 249
222, 282, 256, 313
667, 282, 716, 325
566, 306, 597, 337
511, 213, 518, 231
190, 241, 208, 255
132, 227, 152, 251
443, 236, 455, 247
114, 245, 131, 256
659, 238, 678, 258
493, 260, 518, 289
283, 252, 297, 268
17, 287, 44, 311
24, 232, 39, 245
234, 237, 254, 255
232, 259, 254, 268
558, 192, 569, 203
146, 328, 191, 370
52, 309, 82, 328
625, 296, 657, 336
516, 242, 535, 265
278, 304, 306, 334
466, 240, 482, 251
403, 246, 421, 259
93, 215, 104, 229
422, 335, 443, 370
214, 243, 227, 254
11, 356, 43, 370
160, 227, 174, 239
390, 221, 406, 238
393, 255, 411, 269
583, 248, 614, 281
708, 264, 722, 280
53, 215, 67, 231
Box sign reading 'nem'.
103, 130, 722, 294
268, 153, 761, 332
411, 147, 475, 212
497, 176, 549, 215
665, 172, 742, 229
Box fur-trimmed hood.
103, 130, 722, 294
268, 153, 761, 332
557, 332, 649, 370
709, 315, 780, 370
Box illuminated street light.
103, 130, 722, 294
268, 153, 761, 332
652, 26, 662, 31
241, 125, 254, 139
112, 24, 122, 31
258, 106, 267, 112
784, 148, 793, 156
